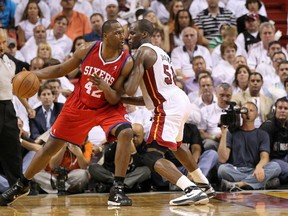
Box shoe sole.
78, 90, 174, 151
169, 194, 209, 206
107, 200, 132, 206
7, 189, 30, 206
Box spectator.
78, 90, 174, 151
189, 0, 225, 19
33, 138, 92, 194
0, 0, 16, 29
50, 0, 91, 41
260, 97, 288, 185
247, 22, 287, 69
198, 82, 233, 151
46, 15, 73, 57
208, 22, 230, 53
167, 0, 184, 34
151, 28, 167, 52
236, 0, 268, 34
83, 13, 104, 42
143, 10, 170, 53
17, 0, 50, 48
171, 26, 212, 79
43, 79, 67, 104
218, 102, 281, 192
232, 72, 273, 128
235, 12, 261, 53
258, 50, 286, 91
6, 37, 25, 61
184, 56, 208, 95
187, 72, 218, 109
149, 0, 170, 24
89, 123, 151, 193
211, 26, 247, 68
20, 25, 65, 63
266, 61, 288, 102
212, 41, 238, 84
29, 85, 64, 140
105, 0, 128, 39
194, 0, 236, 43
36, 42, 57, 64
232, 65, 252, 94
15, 0, 50, 26
233, 55, 248, 69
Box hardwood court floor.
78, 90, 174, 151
1, 190, 288, 216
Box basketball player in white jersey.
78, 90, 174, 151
122, 19, 215, 206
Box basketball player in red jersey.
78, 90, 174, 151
0, 20, 134, 206
122, 19, 215, 206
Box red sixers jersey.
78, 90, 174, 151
74, 41, 130, 109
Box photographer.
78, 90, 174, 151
218, 102, 281, 192
260, 97, 288, 185
33, 138, 92, 194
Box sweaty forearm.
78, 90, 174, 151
121, 96, 145, 106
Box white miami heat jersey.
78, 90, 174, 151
139, 43, 184, 110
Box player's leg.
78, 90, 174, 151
142, 142, 209, 206
172, 145, 216, 198
108, 123, 133, 206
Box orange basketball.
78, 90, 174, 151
12, 71, 40, 98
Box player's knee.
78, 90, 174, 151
142, 151, 164, 171
115, 123, 133, 139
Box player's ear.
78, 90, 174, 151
142, 31, 148, 38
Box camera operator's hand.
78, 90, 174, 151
253, 166, 265, 182
68, 143, 83, 157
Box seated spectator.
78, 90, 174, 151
46, 15, 73, 57
17, 0, 50, 48
33, 138, 92, 194
188, 73, 217, 109
43, 79, 67, 104
194, 0, 236, 43
143, 10, 170, 53
258, 50, 286, 91
233, 55, 248, 69
189, 0, 225, 19
232, 72, 273, 128
151, 28, 167, 52
169, 9, 206, 50
211, 26, 247, 68
266, 61, 288, 102
184, 56, 211, 95
171, 26, 212, 79
105, 0, 128, 39
208, 22, 230, 53
260, 97, 288, 185
198, 83, 233, 151
29, 85, 64, 140
212, 41, 238, 83
50, 0, 91, 41
149, 0, 170, 24
235, 0, 268, 34
6, 37, 25, 62
236, 12, 261, 53
247, 22, 287, 69
232, 65, 252, 94
218, 102, 281, 192
0, 0, 16, 29
15, 0, 50, 26
89, 123, 151, 192
37, 42, 58, 64
83, 13, 104, 42
20, 25, 65, 63
167, 0, 184, 34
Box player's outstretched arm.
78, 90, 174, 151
32, 43, 93, 79
121, 96, 145, 106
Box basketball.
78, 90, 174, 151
12, 71, 40, 98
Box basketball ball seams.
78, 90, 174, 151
13, 71, 40, 98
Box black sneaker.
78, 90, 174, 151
220, 179, 243, 192
0, 179, 30, 206
108, 184, 132, 206
196, 183, 216, 198
265, 177, 280, 189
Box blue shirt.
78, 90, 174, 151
0, 0, 16, 28
83, 32, 102, 42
